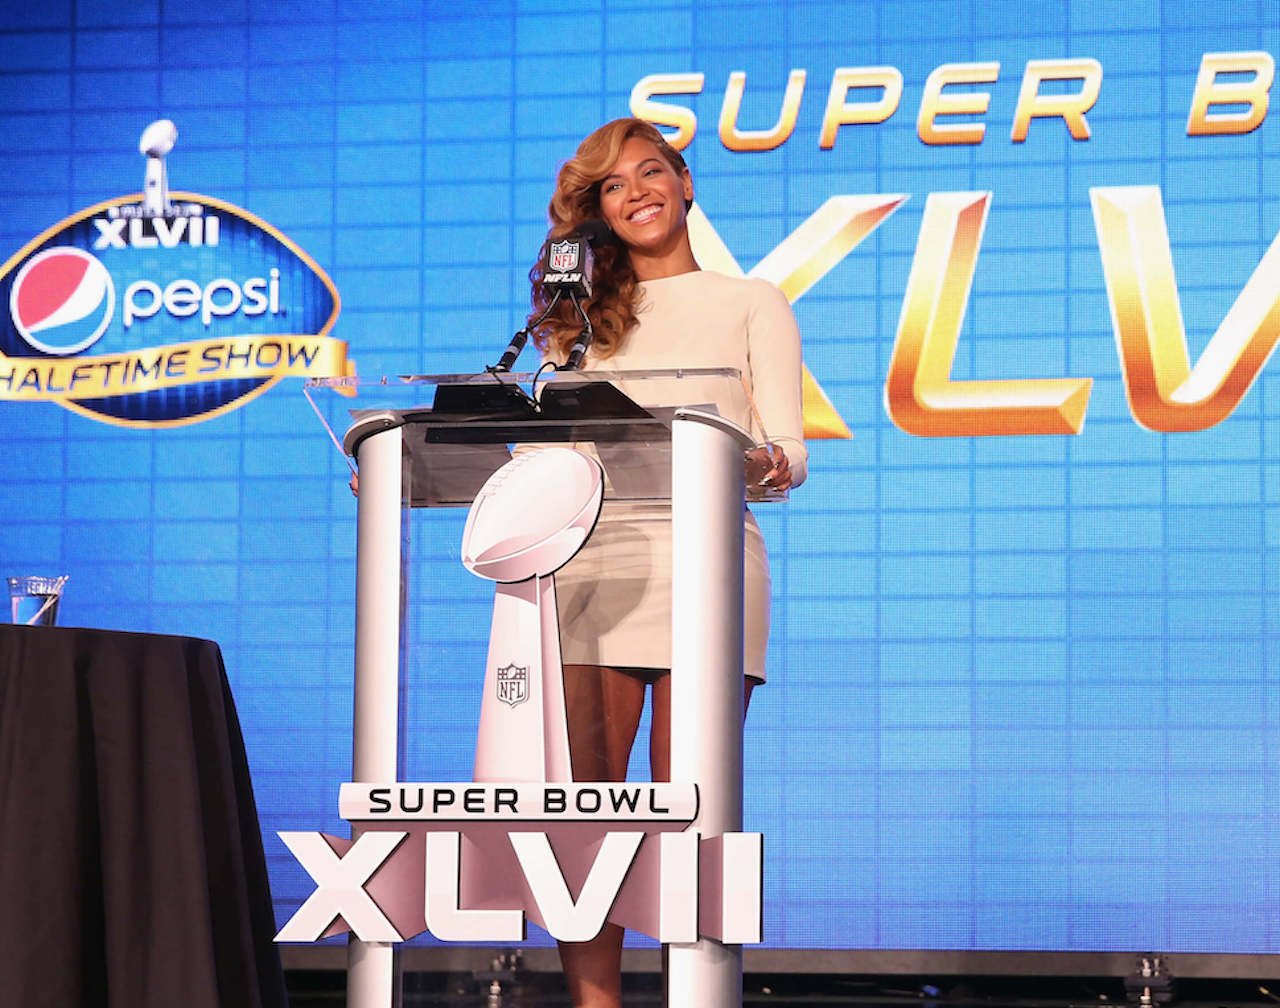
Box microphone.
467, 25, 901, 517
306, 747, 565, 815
562, 294, 594, 371
493, 313, 541, 374
494, 222, 611, 372
493, 333, 529, 374
542, 227, 598, 298
554, 221, 611, 370
563, 329, 592, 371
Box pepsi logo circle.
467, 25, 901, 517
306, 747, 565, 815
10, 246, 115, 356
0, 191, 344, 428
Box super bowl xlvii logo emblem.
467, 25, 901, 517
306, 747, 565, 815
548, 240, 580, 273
496, 663, 529, 708
0, 119, 348, 428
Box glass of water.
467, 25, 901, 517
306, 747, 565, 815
7, 575, 68, 626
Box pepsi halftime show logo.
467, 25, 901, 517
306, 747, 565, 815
0, 120, 347, 428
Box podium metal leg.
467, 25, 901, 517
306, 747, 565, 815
668, 411, 748, 1008
349, 942, 399, 1008
351, 426, 404, 1008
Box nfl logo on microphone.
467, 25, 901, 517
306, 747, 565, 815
549, 240, 579, 272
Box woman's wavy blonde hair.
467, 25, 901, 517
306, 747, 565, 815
528, 117, 690, 361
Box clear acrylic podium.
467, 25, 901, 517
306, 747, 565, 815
306, 368, 778, 1008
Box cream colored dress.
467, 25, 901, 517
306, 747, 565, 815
553, 269, 808, 682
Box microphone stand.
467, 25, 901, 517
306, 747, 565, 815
492, 289, 563, 373
561, 292, 594, 371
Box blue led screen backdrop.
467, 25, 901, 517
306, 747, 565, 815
1, 1, 1278, 954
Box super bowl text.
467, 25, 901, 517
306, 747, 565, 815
278, 783, 759, 946
634, 51, 1273, 150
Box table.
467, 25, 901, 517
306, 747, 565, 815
0, 624, 287, 1008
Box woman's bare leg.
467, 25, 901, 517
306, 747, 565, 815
648, 674, 671, 783
562, 664, 646, 781
558, 665, 648, 1008
555, 669, 758, 1005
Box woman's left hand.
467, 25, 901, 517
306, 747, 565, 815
744, 443, 792, 491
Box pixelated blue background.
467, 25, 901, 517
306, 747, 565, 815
1, 0, 1278, 954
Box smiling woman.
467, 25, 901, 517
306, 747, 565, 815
529, 118, 701, 362
596, 137, 695, 278
525, 117, 807, 1008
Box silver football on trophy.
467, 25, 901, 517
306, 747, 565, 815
139, 119, 177, 158
461, 448, 603, 583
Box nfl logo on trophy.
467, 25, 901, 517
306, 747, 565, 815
495, 663, 528, 707
548, 240, 579, 272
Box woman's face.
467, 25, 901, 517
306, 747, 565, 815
598, 136, 694, 261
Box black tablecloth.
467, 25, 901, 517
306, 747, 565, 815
0, 624, 288, 1008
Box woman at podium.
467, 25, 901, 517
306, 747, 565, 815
528, 117, 808, 1008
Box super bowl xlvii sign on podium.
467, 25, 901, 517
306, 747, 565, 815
274, 782, 764, 947
276, 449, 764, 948
0, 120, 348, 427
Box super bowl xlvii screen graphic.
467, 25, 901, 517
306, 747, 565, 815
0, 120, 347, 426
5, 0, 1280, 971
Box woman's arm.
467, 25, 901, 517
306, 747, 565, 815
745, 279, 808, 489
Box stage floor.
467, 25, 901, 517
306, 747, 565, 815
284, 971, 1279, 1007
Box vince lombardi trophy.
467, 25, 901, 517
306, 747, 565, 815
139, 119, 177, 217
